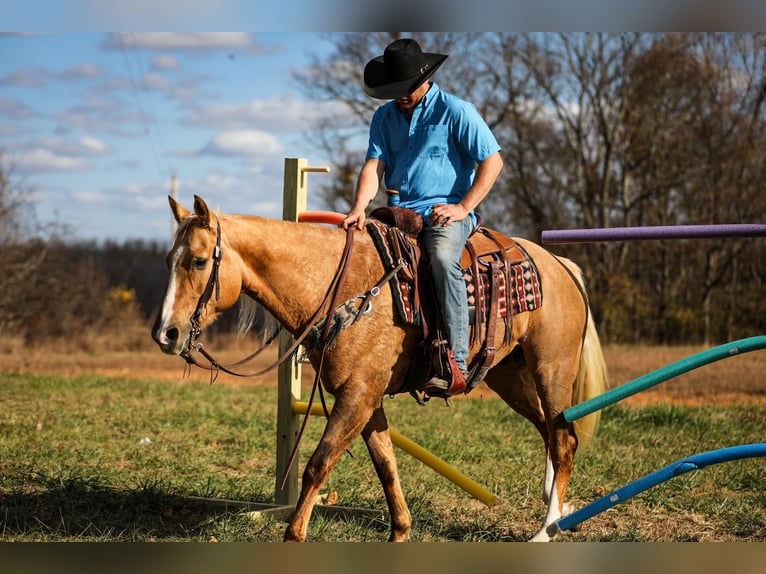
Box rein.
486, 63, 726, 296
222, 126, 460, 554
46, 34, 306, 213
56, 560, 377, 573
181, 223, 357, 380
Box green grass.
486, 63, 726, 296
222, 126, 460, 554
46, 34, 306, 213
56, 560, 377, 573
0, 373, 763, 541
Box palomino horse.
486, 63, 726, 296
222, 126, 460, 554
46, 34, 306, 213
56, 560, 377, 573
152, 195, 608, 542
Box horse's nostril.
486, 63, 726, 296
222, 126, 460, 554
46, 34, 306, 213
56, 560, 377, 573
166, 327, 179, 342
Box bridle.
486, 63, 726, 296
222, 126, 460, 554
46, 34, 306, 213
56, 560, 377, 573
188, 219, 223, 344
180, 218, 360, 380
178, 217, 358, 488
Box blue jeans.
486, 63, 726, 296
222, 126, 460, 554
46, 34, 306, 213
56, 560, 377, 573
421, 217, 474, 371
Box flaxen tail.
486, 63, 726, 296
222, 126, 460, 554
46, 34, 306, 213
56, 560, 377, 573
560, 258, 609, 450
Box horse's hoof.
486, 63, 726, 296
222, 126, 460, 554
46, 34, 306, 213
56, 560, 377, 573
530, 523, 559, 542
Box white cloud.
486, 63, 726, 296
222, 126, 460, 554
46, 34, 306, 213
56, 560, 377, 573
60, 63, 105, 80
200, 170, 242, 189
184, 96, 352, 132
54, 97, 145, 137
13, 148, 90, 173
103, 32, 272, 54
141, 72, 174, 92
115, 183, 151, 195
0, 97, 36, 119
137, 195, 171, 211
9, 135, 111, 173
33, 135, 111, 157
1, 63, 105, 88
150, 54, 181, 71
0, 68, 48, 87
78, 136, 111, 155
201, 130, 284, 157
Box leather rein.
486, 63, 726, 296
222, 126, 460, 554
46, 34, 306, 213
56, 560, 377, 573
180, 218, 357, 380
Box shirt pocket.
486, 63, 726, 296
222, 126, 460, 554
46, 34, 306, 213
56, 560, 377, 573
417, 125, 448, 159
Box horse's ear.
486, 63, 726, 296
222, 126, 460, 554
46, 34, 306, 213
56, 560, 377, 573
193, 195, 214, 229
168, 195, 191, 223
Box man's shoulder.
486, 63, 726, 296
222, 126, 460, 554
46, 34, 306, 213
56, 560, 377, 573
431, 86, 475, 114
372, 100, 400, 123
375, 100, 399, 114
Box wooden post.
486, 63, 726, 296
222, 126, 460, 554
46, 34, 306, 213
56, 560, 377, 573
276, 158, 330, 505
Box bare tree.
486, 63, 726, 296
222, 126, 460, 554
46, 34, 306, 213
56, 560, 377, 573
0, 155, 48, 336
294, 33, 766, 344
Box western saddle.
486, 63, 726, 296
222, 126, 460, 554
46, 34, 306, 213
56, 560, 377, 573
366, 206, 541, 401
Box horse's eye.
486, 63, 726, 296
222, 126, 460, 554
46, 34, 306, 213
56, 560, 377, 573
192, 258, 208, 270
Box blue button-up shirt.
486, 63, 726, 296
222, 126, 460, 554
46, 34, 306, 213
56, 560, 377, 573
366, 82, 501, 218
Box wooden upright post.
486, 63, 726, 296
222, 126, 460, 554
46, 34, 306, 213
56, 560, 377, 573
275, 158, 307, 505
276, 158, 330, 505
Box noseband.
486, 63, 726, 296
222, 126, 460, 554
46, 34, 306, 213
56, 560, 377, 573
189, 218, 223, 344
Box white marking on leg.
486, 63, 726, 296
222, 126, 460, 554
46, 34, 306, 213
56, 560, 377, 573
531, 484, 562, 542
542, 453, 554, 504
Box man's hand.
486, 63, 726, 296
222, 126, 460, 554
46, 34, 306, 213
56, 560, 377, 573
430, 203, 468, 227
342, 208, 367, 230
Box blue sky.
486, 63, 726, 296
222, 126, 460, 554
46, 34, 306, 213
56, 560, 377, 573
0, 32, 346, 244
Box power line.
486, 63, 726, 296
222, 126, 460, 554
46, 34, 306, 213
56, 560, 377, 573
128, 33, 172, 178
117, 32, 172, 180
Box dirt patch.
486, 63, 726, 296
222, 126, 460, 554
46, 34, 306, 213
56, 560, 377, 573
603, 344, 765, 406
1, 339, 763, 406
0, 337, 313, 387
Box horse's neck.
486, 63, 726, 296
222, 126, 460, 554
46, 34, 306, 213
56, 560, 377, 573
225, 216, 348, 332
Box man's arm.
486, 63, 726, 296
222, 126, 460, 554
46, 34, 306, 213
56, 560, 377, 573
342, 157, 385, 230
430, 151, 503, 226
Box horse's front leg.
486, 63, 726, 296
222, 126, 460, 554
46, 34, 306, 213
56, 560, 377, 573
283, 395, 375, 542
361, 406, 411, 541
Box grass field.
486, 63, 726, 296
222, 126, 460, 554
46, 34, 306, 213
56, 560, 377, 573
1, 343, 764, 542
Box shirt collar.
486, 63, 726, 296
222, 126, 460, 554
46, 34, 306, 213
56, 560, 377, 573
395, 81, 439, 120
420, 81, 438, 108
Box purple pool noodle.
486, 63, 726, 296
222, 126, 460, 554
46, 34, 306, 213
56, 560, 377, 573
541, 224, 766, 244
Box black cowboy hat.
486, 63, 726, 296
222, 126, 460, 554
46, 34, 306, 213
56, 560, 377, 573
363, 38, 448, 100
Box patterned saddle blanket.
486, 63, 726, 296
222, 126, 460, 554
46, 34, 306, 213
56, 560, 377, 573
366, 211, 543, 398
366, 218, 543, 338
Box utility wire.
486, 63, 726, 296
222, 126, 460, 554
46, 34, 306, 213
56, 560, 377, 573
129, 33, 172, 178
117, 33, 172, 180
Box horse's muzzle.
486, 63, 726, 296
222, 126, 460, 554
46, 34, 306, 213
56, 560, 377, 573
152, 322, 190, 355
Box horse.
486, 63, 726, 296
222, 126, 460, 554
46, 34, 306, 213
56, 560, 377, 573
152, 195, 608, 542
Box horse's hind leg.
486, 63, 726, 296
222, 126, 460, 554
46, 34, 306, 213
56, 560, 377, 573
485, 350, 579, 542
361, 406, 411, 541
484, 357, 553, 521
528, 358, 582, 542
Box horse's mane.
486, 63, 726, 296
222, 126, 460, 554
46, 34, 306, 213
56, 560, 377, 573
237, 295, 281, 342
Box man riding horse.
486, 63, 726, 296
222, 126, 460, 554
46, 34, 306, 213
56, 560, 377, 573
341, 38, 504, 396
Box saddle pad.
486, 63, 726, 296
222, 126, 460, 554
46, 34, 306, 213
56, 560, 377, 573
367, 219, 421, 324
367, 220, 543, 327
464, 257, 542, 318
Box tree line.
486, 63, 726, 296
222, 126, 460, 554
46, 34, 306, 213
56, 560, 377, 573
0, 160, 244, 349
0, 170, 165, 348
296, 32, 765, 344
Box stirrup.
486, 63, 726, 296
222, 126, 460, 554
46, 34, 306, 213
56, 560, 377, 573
424, 369, 468, 398
423, 375, 450, 396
